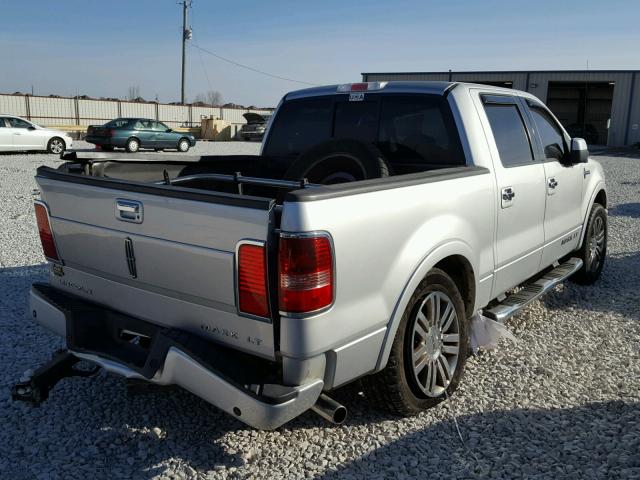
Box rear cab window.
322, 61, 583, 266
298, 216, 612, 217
263, 93, 466, 173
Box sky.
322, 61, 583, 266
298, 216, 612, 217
1, 0, 639, 107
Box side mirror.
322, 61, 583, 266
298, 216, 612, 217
166, 128, 172, 132
27, 126, 36, 131
570, 138, 589, 163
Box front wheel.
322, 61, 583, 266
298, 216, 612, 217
571, 203, 607, 285
177, 138, 190, 152
125, 138, 140, 153
47, 137, 65, 154
361, 268, 469, 416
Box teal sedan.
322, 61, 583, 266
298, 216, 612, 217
86, 118, 197, 153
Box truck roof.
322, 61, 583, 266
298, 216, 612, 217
284, 81, 525, 101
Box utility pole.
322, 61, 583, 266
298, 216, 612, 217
180, 1, 192, 104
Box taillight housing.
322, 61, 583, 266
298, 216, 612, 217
34, 201, 60, 262
236, 242, 270, 318
278, 233, 334, 315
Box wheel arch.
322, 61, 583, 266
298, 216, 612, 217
48, 136, 65, 146
374, 242, 477, 372
434, 255, 476, 318
578, 182, 607, 247
594, 189, 607, 208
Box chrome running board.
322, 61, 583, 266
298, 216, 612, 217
483, 257, 583, 322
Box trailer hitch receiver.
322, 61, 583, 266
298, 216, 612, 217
12, 350, 100, 405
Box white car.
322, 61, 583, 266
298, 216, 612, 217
0, 115, 73, 154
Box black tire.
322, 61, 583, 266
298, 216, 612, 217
283, 139, 390, 184
177, 138, 190, 152
47, 137, 65, 155
100, 145, 114, 152
571, 203, 607, 285
125, 137, 140, 153
361, 268, 469, 416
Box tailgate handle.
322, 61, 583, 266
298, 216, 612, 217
115, 199, 143, 223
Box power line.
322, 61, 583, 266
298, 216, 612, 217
195, 43, 214, 93
190, 43, 317, 86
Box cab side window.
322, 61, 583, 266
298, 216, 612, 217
483, 100, 534, 167
0, 117, 8, 128
529, 104, 567, 161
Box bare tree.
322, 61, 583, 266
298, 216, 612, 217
194, 90, 223, 106
127, 85, 140, 101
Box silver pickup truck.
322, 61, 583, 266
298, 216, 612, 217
18, 81, 607, 429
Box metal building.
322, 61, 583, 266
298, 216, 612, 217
362, 70, 640, 147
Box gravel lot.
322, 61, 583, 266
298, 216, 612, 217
1, 142, 638, 479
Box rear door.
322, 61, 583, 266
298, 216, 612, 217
36, 170, 277, 359
524, 99, 584, 268
132, 119, 155, 148
0, 117, 14, 151
478, 93, 547, 297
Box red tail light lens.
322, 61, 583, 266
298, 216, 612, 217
237, 243, 270, 318
279, 234, 333, 314
34, 202, 59, 262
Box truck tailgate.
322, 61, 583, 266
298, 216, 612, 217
36, 168, 277, 359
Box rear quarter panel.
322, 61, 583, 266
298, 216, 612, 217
279, 170, 495, 363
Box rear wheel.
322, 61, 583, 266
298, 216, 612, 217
125, 137, 140, 153
571, 203, 607, 285
361, 268, 469, 416
177, 138, 190, 152
47, 137, 65, 154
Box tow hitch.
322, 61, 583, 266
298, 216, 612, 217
12, 350, 100, 405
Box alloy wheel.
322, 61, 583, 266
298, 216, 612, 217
589, 215, 605, 271
50, 139, 64, 154
410, 291, 460, 397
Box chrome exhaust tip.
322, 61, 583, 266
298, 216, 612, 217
311, 393, 347, 425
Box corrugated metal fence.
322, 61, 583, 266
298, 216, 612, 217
0, 94, 272, 129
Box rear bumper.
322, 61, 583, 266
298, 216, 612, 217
29, 283, 324, 430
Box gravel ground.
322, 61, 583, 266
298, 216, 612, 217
0, 142, 638, 479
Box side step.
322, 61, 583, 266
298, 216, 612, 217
483, 257, 583, 322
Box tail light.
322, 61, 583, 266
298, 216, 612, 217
34, 201, 60, 262
237, 242, 270, 318
279, 233, 334, 314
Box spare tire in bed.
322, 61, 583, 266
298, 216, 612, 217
283, 139, 390, 184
